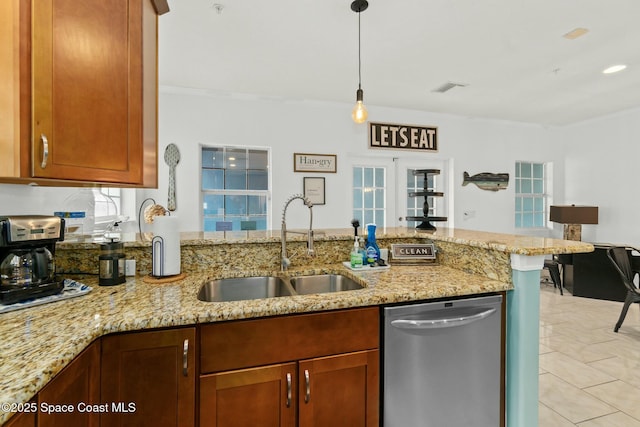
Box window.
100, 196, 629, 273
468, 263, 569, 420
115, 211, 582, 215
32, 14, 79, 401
515, 161, 548, 228
352, 166, 385, 227
406, 169, 436, 220
99, 188, 121, 217
201, 146, 270, 231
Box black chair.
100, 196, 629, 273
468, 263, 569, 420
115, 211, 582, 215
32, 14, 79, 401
606, 247, 640, 332
544, 256, 563, 295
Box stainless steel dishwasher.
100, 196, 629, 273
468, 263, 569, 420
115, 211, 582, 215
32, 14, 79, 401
383, 294, 503, 427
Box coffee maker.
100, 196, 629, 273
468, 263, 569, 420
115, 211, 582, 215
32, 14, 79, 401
0, 215, 65, 304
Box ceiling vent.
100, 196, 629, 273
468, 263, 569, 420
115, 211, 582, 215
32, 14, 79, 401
431, 81, 468, 93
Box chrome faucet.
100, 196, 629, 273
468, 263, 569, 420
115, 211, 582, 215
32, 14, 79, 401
281, 194, 315, 271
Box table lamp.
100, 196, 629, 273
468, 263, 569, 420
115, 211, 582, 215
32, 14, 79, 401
549, 205, 598, 241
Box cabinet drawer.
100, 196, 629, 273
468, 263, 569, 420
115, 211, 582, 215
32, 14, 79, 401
200, 307, 379, 373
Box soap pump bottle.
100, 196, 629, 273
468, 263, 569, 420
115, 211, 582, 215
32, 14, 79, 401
365, 223, 381, 265
358, 237, 367, 265
350, 237, 363, 268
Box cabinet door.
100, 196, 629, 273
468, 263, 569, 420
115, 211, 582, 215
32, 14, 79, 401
199, 363, 296, 427
30, 0, 157, 185
101, 328, 196, 427
37, 340, 101, 427
298, 350, 379, 427
4, 406, 36, 427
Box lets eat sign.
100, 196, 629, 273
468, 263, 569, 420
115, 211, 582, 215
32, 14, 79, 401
369, 122, 437, 152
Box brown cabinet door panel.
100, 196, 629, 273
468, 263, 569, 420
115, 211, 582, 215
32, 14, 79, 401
30, 0, 157, 185
200, 363, 296, 427
101, 328, 196, 427
37, 340, 101, 427
4, 410, 36, 427
298, 350, 379, 427
201, 307, 379, 373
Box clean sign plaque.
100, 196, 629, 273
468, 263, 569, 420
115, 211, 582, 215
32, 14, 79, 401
390, 243, 437, 264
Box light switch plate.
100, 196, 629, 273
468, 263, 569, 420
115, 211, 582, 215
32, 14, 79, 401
125, 259, 136, 276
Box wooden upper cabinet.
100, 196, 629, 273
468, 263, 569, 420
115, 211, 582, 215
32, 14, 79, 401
0, 0, 158, 186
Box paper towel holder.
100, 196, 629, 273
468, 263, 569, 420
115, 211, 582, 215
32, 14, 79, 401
142, 214, 187, 284
151, 235, 166, 276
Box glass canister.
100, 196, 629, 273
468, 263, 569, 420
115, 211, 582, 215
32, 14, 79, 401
99, 241, 125, 286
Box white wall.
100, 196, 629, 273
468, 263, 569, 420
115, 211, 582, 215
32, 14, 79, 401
0, 88, 571, 238
560, 107, 640, 245
138, 87, 563, 235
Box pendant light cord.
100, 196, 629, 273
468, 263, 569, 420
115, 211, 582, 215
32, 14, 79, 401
358, 10, 362, 90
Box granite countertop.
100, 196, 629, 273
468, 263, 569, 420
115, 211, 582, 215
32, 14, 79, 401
0, 227, 593, 424
61, 226, 594, 257
0, 262, 510, 424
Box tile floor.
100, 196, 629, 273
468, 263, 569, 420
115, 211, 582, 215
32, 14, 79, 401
539, 281, 640, 426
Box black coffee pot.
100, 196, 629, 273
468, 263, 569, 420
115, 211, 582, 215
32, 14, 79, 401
0, 247, 54, 287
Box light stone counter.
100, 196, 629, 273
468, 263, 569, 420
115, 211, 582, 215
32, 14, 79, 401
0, 227, 593, 425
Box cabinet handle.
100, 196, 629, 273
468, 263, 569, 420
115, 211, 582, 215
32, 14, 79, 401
182, 339, 189, 376
40, 134, 49, 169
304, 369, 310, 403
286, 373, 292, 408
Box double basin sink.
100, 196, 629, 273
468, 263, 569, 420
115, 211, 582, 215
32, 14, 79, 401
198, 274, 364, 302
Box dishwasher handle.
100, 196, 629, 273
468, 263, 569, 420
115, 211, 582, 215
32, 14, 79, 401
390, 307, 496, 330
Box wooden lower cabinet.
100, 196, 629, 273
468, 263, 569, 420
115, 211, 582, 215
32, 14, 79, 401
298, 350, 378, 427
199, 308, 380, 427
100, 327, 196, 427
4, 408, 36, 427
199, 351, 378, 427
200, 363, 297, 427
37, 340, 101, 427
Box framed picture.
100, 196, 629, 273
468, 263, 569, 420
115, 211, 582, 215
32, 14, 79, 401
303, 177, 325, 205
293, 153, 337, 173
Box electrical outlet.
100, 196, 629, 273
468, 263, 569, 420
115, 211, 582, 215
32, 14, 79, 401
125, 259, 136, 276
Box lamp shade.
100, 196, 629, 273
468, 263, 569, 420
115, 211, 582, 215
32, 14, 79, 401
549, 205, 598, 224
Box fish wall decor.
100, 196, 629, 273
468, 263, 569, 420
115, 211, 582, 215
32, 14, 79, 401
462, 171, 509, 191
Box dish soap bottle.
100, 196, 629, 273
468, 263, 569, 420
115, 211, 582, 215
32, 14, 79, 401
358, 237, 367, 266
350, 237, 363, 269
365, 223, 380, 265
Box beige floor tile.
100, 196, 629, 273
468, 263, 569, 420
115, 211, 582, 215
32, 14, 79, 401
539, 343, 553, 354
540, 333, 617, 363
588, 357, 640, 389
539, 285, 640, 425
585, 380, 640, 421
539, 373, 616, 424
578, 412, 640, 427
540, 352, 616, 389
539, 402, 576, 427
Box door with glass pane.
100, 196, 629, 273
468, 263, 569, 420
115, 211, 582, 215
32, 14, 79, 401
350, 157, 396, 229
395, 158, 451, 229
201, 146, 270, 231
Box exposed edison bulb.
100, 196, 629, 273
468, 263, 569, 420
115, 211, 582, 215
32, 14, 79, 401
351, 88, 368, 123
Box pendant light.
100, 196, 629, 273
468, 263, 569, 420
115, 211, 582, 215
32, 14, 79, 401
351, 0, 369, 124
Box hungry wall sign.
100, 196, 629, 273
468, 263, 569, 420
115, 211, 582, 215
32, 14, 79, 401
368, 122, 438, 152
293, 153, 337, 173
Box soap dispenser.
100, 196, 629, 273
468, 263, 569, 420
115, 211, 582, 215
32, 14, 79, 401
350, 237, 363, 268
365, 223, 380, 265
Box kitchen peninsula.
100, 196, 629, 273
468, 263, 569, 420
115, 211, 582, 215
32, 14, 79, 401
0, 227, 592, 426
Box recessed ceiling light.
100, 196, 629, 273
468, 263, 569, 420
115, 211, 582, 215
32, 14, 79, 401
563, 28, 589, 40
603, 65, 627, 74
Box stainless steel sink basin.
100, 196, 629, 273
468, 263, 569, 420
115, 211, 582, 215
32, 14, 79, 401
290, 274, 364, 295
198, 276, 295, 302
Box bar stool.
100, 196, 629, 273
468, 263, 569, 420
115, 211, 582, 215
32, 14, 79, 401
543, 256, 563, 295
